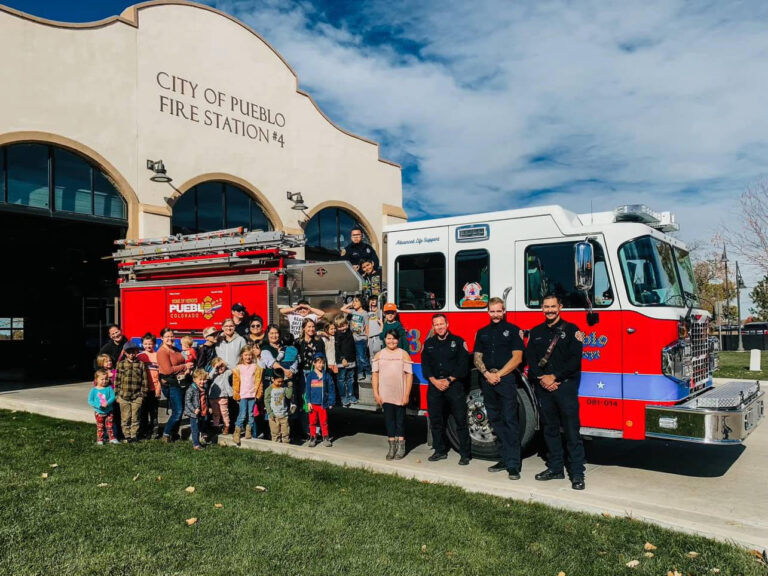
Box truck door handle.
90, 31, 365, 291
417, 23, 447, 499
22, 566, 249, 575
626, 328, 636, 334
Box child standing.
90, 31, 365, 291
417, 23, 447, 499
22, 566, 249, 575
114, 341, 149, 442
137, 333, 161, 439
96, 353, 121, 439
185, 369, 208, 450
304, 353, 335, 447
264, 367, 292, 443
379, 303, 409, 351
341, 296, 371, 381
334, 315, 357, 406
232, 345, 264, 445
367, 296, 383, 361
208, 357, 233, 433
88, 369, 119, 445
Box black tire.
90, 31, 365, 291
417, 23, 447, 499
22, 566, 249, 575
446, 378, 537, 460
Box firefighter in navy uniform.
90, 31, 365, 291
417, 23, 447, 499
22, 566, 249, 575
421, 314, 472, 465
526, 293, 586, 490
340, 226, 379, 271
473, 297, 525, 480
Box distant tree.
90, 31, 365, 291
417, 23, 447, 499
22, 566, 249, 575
730, 180, 768, 274
749, 275, 768, 321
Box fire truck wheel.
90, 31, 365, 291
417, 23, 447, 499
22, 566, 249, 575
446, 386, 537, 460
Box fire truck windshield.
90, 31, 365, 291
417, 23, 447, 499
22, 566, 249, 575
619, 236, 697, 307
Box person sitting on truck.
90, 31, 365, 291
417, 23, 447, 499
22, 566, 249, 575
341, 226, 379, 271
215, 319, 246, 373
360, 258, 382, 299
279, 300, 325, 341
231, 302, 251, 338
379, 303, 409, 352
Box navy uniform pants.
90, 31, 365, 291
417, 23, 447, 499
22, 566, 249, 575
535, 378, 586, 478
427, 381, 471, 459
480, 374, 521, 471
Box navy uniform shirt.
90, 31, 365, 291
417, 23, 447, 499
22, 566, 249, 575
421, 332, 469, 381
343, 240, 379, 269
473, 320, 524, 371
526, 317, 582, 382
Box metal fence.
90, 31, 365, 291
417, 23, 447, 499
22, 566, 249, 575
718, 331, 768, 351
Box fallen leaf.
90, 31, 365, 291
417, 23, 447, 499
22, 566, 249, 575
644, 542, 657, 551
420, 544, 427, 553
49, 463, 58, 469
710, 569, 720, 574
558, 572, 566, 576
626, 560, 640, 568
687, 551, 699, 558
255, 485, 267, 492
415, 459, 422, 464
340, 489, 346, 493
446, 551, 455, 558
97, 482, 109, 487
40, 473, 48, 479
185, 517, 198, 526
643, 552, 654, 558
69, 439, 74, 443
601, 512, 612, 518
214, 503, 223, 509
748, 549, 768, 566
667, 570, 682, 576
156, 476, 162, 482
185, 486, 195, 493
133, 473, 140, 482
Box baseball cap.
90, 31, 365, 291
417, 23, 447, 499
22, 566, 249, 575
202, 326, 220, 338
383, 302, 398, 313
313, 352, 326, 361
123, 341, 140, 352
231, 302, 247, 313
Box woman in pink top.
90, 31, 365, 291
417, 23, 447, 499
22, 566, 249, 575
372, 329, 413, 461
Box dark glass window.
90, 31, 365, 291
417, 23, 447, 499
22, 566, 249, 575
456, 249, 490, 308
304, 206, 368, 260
525, 241, 613, 308
171, 181, 272, 235
7, 144, 49, 209
619, 236, 682, 307
1, 143, 125, 221
395, 252, 446, 311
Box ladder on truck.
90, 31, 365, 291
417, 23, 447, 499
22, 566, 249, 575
113, 227, 306, 280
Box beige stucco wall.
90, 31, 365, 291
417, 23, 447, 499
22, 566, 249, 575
0, 1, 405, 243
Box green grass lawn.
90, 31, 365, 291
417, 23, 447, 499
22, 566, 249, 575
714, 350, 768, 380
0, 411, 765, 576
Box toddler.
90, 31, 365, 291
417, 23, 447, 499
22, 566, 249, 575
184, 369, 208, 450
208, 357, 233, 433
264, 367, 291, 443
304, 353, 335, 447
88, 369, 119, 445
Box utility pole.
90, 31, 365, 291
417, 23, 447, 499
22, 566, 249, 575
721, 244, 730, 350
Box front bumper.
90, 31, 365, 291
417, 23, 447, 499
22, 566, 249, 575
645, 381, 765, 444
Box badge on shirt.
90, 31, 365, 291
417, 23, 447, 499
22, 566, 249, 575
450, 341, 456, 349
503, 330, 510, 337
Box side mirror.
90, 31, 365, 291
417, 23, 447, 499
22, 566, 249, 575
574, 241, 594, 291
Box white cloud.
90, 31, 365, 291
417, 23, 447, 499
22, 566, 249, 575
210, 0, 768, 274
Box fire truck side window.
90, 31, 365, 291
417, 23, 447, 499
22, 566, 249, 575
395, 253, 446, 310
455, 249, 490, 309
525, 242, 613, 308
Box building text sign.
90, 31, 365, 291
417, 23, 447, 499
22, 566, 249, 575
155, 71, 287, 147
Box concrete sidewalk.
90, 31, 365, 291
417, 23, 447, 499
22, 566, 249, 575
1, 380, 766, 551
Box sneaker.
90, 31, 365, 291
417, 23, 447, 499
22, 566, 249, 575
110, 439, 120, 445
535, 469, 565, 481
96, 441, 104, 446
322, 437, 333, 447
343, 403, 350, 408
487, 462, 506, 473
428, 452, 447, 462
350, 397, 359, 405
358, 373, 367, 382
307, 437, 318, 448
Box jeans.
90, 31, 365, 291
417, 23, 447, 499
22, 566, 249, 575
337, 367, 357, 404
535, 378, 585, 478
354, 338, 371, 377
383, 403, 406, 438
480, 375, 521, 471
189, 416, 205, 447
235, 398, 256, 431
427, 381, 471, 459
162, 386, 184, 438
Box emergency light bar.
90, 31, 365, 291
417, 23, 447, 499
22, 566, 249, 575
614, 205, 679, 233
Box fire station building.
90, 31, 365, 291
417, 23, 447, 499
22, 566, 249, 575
0, 1, 405, 380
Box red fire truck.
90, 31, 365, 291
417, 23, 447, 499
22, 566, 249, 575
114, 205, 764, 458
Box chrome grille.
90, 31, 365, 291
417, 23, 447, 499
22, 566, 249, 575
690, 317, 710, 387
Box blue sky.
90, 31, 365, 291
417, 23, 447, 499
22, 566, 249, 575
7, 0, 768, 302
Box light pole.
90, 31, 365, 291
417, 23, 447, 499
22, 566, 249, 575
721, 245, 730, 350
736, 261, 745, 352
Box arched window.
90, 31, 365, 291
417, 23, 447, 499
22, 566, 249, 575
0, 143, 126, 221
304, 206, 369, 261
172, 181, 272, 235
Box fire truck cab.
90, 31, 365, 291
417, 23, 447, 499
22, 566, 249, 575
385, 204, 764, 458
